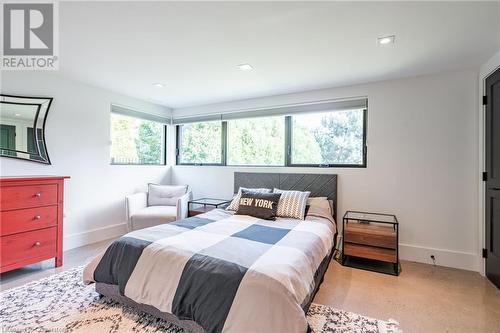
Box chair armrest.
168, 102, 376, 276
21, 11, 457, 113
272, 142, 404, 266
126, 192, 147, 229
176, 191, 193, 220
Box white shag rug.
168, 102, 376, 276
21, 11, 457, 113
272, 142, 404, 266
0, 266, 401, 333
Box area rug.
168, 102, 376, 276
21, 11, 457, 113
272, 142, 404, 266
0, 266, 401, 333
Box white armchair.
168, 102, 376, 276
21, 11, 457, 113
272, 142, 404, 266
126, 185, 192, 231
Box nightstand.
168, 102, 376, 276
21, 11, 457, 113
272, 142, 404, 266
188, 198, 232, 217
342, 211, 400, 275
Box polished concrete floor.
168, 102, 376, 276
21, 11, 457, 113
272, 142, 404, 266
315, 259, 500, 333
1, 240, 499, 333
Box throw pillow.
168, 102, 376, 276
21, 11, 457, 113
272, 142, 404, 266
235, 190, 282, 220
273, 188, 311, 220
226, 187, 272, 211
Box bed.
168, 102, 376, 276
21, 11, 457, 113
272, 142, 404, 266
83, 172, 338, 333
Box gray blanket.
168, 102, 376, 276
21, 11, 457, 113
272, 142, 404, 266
84, 208, 336, 333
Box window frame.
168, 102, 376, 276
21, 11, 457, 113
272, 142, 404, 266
110, 112, 168, 166
175, 108, 367, 168
175, 122, 226, 166
286, 108, 368, 168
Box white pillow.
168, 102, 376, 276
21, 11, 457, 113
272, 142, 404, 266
226, 187, 272, 211
273, 188, 310, 220
148, 184, 188, 206
307, 197, 332, 215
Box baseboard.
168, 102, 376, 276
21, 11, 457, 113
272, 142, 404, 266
400, 243, 480, 272
63, 223, 128, 251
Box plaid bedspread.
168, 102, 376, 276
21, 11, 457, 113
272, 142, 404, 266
83, 208, 336, 333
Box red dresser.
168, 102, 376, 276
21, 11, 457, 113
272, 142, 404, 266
0, 176, 69, 273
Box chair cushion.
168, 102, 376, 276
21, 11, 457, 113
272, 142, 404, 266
130, 206, 178, 230
148, 184, 188, 206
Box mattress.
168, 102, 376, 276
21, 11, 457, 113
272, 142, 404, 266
84, 208, 337, 333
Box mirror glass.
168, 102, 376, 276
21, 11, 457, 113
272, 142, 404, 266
0, 94, 52, 164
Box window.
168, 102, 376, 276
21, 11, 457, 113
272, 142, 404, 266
290, 109, 365, 166
227, 116, 285, 166
110, 113, 166, 165
177, 121, 223, 165
174, 99, 367, 168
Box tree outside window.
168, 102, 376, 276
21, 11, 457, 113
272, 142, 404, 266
110, 113, 165, 165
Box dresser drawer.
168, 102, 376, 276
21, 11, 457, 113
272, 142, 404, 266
1, 227, 57, 268
1, 184, 58, 210
1, 206, 58, 236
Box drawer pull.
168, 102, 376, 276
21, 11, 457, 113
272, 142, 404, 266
34, 215, 41, 220
35, 192, 42, 198
34, 241, 41, 247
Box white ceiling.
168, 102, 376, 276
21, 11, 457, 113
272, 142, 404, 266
59, 1, 500, 108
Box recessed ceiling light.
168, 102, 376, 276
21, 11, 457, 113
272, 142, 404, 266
152, 82, 165, 88
14, 113, 21, 117
237, 63, 254, 71
377, 35, 395, 45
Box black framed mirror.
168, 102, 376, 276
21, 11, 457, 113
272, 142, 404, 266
0, 94, 53, 164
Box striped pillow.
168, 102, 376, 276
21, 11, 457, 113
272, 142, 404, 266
226, 187, 272, 211
273, 188, 311, 220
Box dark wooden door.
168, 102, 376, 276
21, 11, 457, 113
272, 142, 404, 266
485, 67, 500, 289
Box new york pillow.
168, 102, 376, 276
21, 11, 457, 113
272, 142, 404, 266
235, 190, 282, 220
226, 187, 272, 211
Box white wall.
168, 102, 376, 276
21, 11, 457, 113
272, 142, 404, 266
171, 69, 481, 272
0, 72, 172, 250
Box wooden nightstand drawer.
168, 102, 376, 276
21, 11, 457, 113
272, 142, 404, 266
344, 223, 396, 249
344, 243, 397, 263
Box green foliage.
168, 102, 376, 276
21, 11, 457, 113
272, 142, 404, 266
291, 123, 322, 164
292, 110, 363, 165
135, 121, 163, 164
313, 110, 363, 164
111, 115, 137, 163
180, 122, 222, 163
227, 117, 284, 165
179, 110, 363, 166
111, 109, 363, 166
110, 114, 164, 164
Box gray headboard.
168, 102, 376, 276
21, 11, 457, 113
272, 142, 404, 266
234, 172, 338, 220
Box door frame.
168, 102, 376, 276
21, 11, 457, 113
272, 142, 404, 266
479, 52, 500, 276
